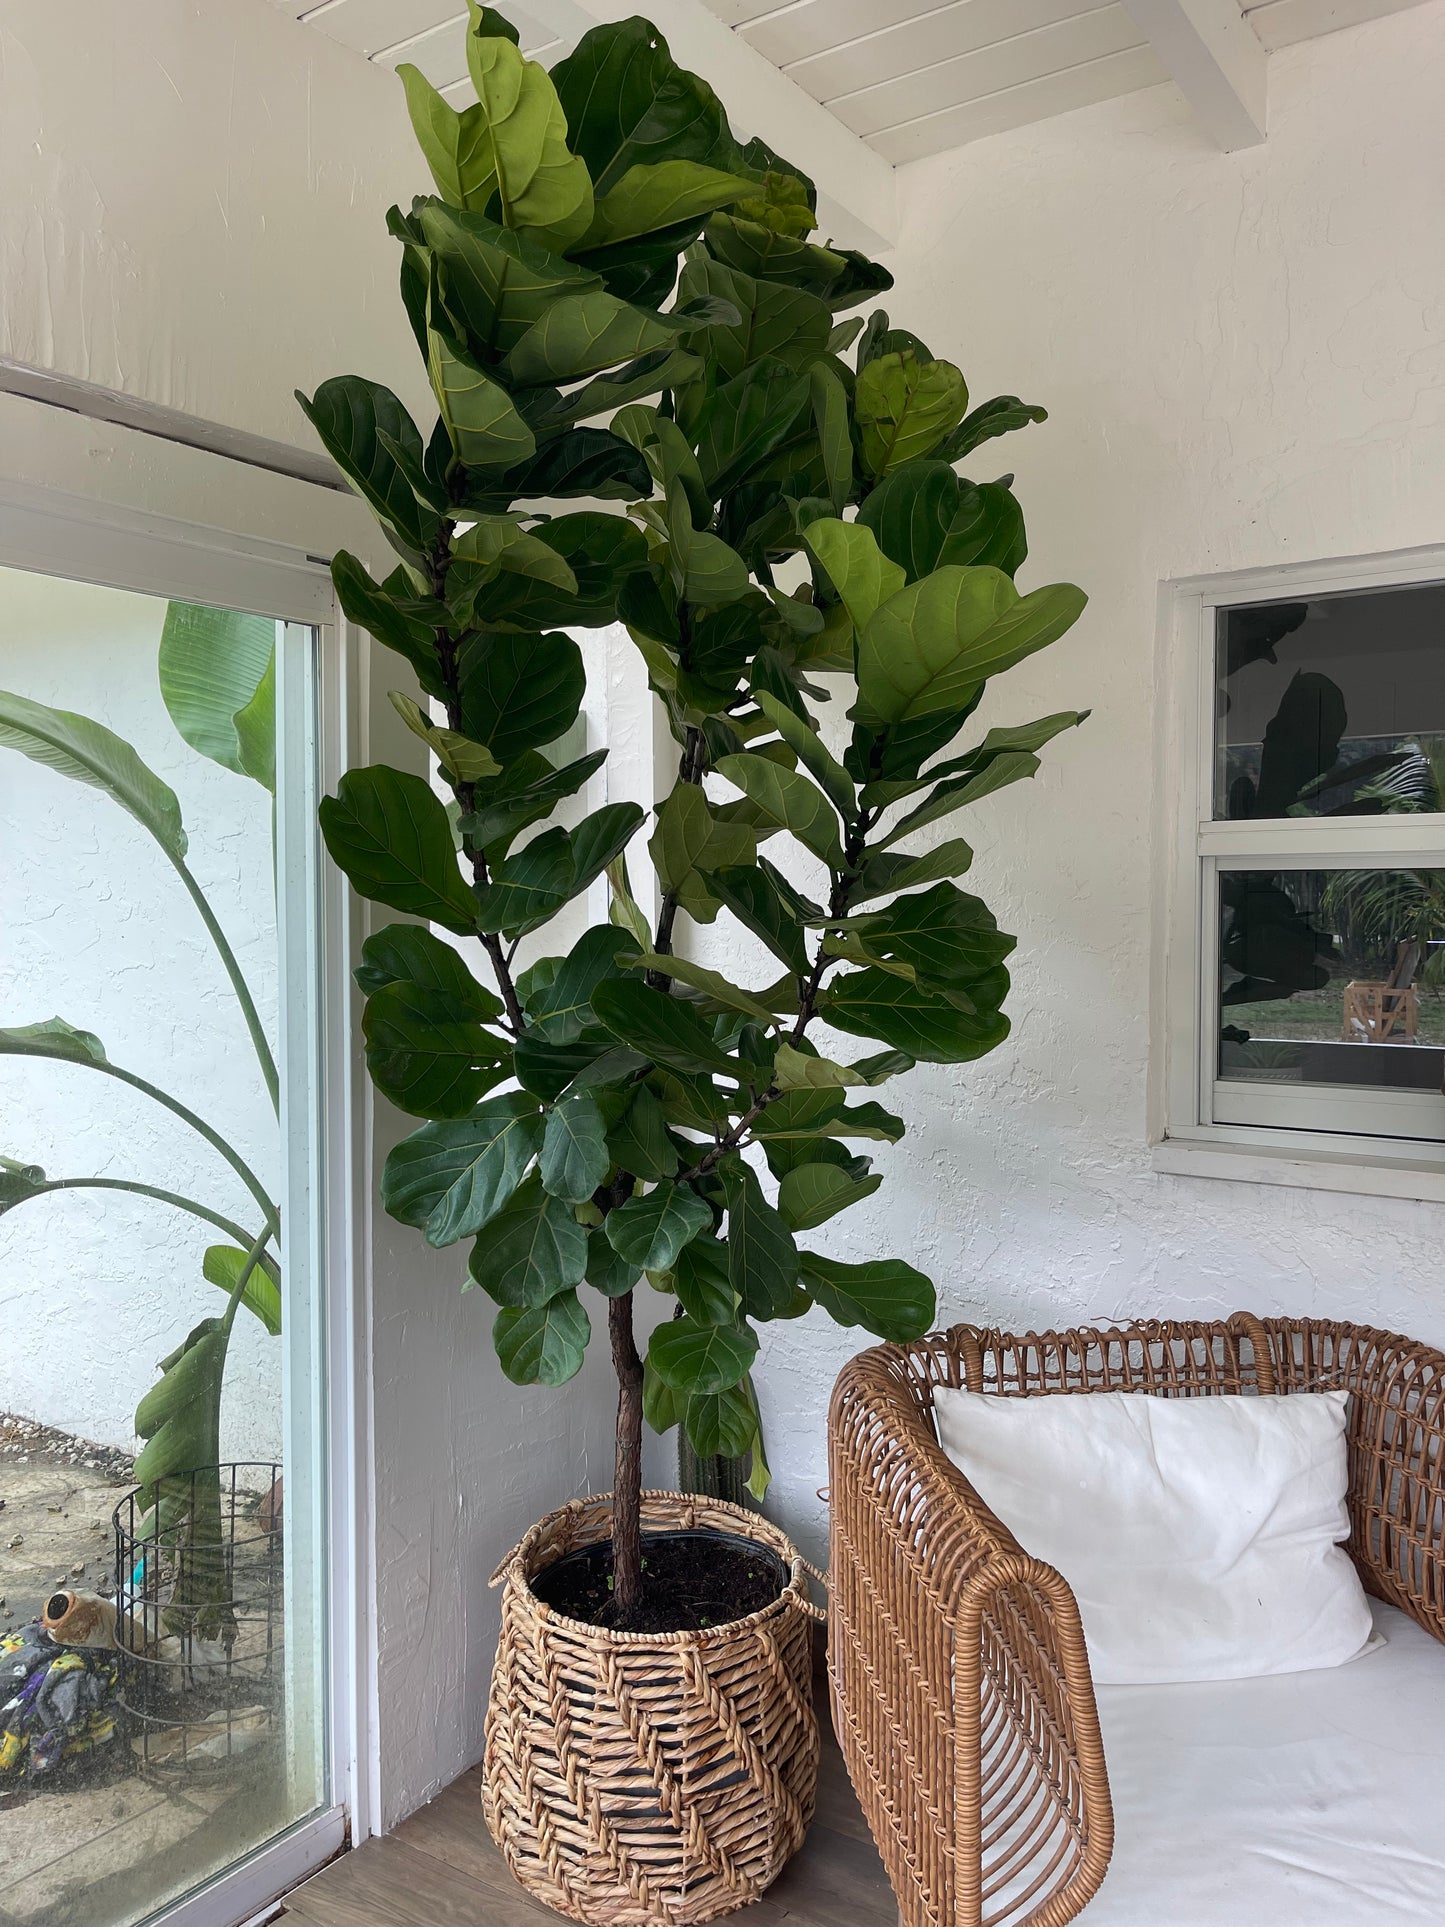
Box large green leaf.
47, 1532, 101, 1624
664, 484, 750, 608
752, 693, 856, 822
457, 630, 585, 766
295, 378, 437, 557
428, 309, 537, 470
551, 16, 747, 196
671, 1235, 737, 1325
494, 1291, 590, 1385
476, 514, 650, 630
382, 1092, 544, 1246
202, 1243, 282, 1337
800, 1252, 935, 1344
505, 289, 682, 387
802, 518, 906, 636
855, 352, 968, 478
704, 864, 809, 975
695, 358, 812, 496
540, 1090, 611, 1203
679, 254, 832, 380
855, 460, 963, 584
859, 568, 1087, 724
524, 927, 640, 1043
821, 967, 1010, 1064
0, 689, 186, 859
602, 1083, 678, 1182
468, 1172, 588, 1306
854, 839, 974, 902
628, 955, 781, 1027
648, 1314, 757, 1395
233, 653, 277, 793
592, 979, 758, 1080
484, 427, 652, 504
413, 198, 602, 355
587, 1228, 643, 1297
539, 346, 705, 429
133, 1317, 227, 1490
604, 1182, 712, 1270
648, 780, 755, 920
938, 394, 1048, 462
777, 1161, 881, 1232
474, 825, 575, 934
390, 693, 503, 786
363, 981, 507, 1118
465, 748, 606, 853
846, 884, 1016, 988
715, 752, 845, 869
720, 1160, 799, 1318
582, 161, 754, 249
330, 552, 445, 700
319, 766, 479, 934
158, 603, 275, 784
683, 1382, 757, 1459
400, 63, 504, 211
879, 751, 1042, 846
355, 924, 497, 1009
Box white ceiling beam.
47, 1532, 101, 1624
526, 0, 899, 252
1119, 0, 1269, 149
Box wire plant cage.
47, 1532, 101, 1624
112, 1461, 283, 1777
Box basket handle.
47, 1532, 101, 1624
798, 1557, 828, 1622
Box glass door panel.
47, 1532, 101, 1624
0, 564, 328, 1926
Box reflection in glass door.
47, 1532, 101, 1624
0, 562, 329, 1927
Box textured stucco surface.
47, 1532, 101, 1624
705, 4, 1445, 1569
0, 565, 282, 1461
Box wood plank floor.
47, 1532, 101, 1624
281, 1697, 897, 1927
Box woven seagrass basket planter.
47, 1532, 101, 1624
482, 1490, 822, 1926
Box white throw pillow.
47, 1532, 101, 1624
932, 1387, 1375, 1685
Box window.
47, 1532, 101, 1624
1157, 551, 1445, 1194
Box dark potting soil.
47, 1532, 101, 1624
529, 1529, 786, 1634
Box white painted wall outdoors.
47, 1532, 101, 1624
713, 1, 1445, 1568
0, 565, 283, 1463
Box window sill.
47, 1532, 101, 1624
1152, 1135, 1445, 1204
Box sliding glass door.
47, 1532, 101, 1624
0, 528, 339, 1925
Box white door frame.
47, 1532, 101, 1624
0, 398, 380, 1924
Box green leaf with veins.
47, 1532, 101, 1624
355, 924, 500, 1011
202, 1243, 282, 1336
714, 754, 844, 870
672, 1236, 737, 1325
427, 307, 537, 470
772, 1042, 862, 1090
649, 781, 756, 921
414, 198, 603, 353
846, 885, 1016, 987
684, 1382, 758, 1459
629, 955, 783, 1027
540, 1091, 612, 1204
591, 979, 760, 1080
0, 689, 189, 860
704, 864, 809, 976
643, 1360, 685, 1433
937, 394, 1047, 462
777, 1162, 881, 1232
475, 826, 575, 935
721, 1161, 800, 1318
494, 1291, 590, 1385
159, 603, 275, 783
319, 767, 479, 935
382, 1093, 544, 1246
855, 352, 967, 478
853, 840, 974, 902
587, 1228, 642, 1297
802, 518, 906, 637
821, 969, 1010, 1064
800, 1252, 935, 1344
859, 567, 1087, 725
602, 1083, 678, 1182
648, 1314, 757, 1395
331, 553, 446, 701
457, 631, 585, 767
505, 290, 686, 387
879, 752, 1041, 846
751, 693, 856, 822
0, 1018, 108, 1065
605, 1182, 712, 1271
363, 982, 507, 1119
389, 693, 502, 785
465, 750, 607, 853
468, 1172, 588, 1307
525, 927, 641, 1043
295, 378, 436, 558
581, 162, 755, 249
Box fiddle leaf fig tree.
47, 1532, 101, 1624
308, 6, 1087, 1621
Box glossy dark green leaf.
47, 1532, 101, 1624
295, 378, 437, 557
586, 1228, 642, 1297
647, 1314, 757, 1395
777, 1161, 881, 1231
482, 427, 652, 504
158, 603, 275, 783
683, 1382, 757, 1459
849, 884, 1016, 989
602, 1082, 678, 1181
591, 979, 754, 1080
539, 346, 705, 429
937, 480, 1027, 577
855, 460, 963, 583
695, 358, 812, 496
540, 1090, 612, 1204
854, 839, 974, 902
464, 748, 607, 853
714, 752, 844, 869
550, 16, 747, 196
468, 1173, 588, 1307
474, 825, 575, 935
414, 198, 603, 355
643, 1360, 685, 1433
582, 161, 754, 249
799, 1252, 935, 1344
751, 1088, 846, 1139
382, 1093, 544, 1246
821, 968, 1010, 1064
505, 289, 684, 387
514, 1028, 627, 1103
678, 255, 831, 380
363, 982, 506, 1118
720, 1160, 799, 1318
320, 767, 479, 934
605, 1182, 712, 1271
331, 553, 446, 700
478, 514, 650, 629
355, 923, 500, 1011
525, 927, 641, 1043
880, 752, 1041, 846
649, 779, 756, 917
427, 307, 537, 470
704, 864, 809, 975
938, 395, 1048, 462
569, 802, 646, 896
751, 693, 857, 823
457, 630, 585, 766
671, 1235, 736, 1325
494, 1290, 590, 1385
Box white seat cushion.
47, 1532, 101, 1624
1079, 1601, 1445, 1923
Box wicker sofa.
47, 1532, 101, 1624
827, 1314, 1445, 1927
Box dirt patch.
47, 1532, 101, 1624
0, 1417, 135, 1633
530, 1528, 786, 1634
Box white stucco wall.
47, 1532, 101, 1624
0, 565, 282, 1461
727, 2, 1445, 1567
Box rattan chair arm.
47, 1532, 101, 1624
828, 1345, 1112, 1927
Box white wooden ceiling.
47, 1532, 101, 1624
277, 0, 1433, 169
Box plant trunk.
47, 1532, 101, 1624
609, 1290, 645, 1620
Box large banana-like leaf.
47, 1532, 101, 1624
158, 602, 276, 786
0, 689, 187, 857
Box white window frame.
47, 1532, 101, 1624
0, 395, 381, 1926
1153, 542, 1445, 1204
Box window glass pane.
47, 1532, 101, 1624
1217, 866, 1445, 1107
0, 567, 326, 1927
1214, 582, 1445, 819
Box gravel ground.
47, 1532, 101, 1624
0, 1416, 135, 1629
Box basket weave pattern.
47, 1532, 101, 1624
482, 1490, 821, 1926
828, 1313, 1445, 1927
